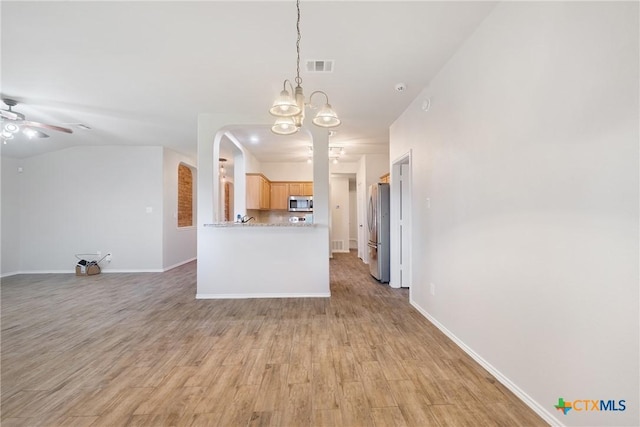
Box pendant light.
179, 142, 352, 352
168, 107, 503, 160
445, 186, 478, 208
270, 0, 341, 135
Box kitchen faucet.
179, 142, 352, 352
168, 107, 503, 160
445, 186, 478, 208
241, 215, 255, 223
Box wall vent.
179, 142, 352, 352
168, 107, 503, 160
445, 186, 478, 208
331, 240, 345, 252
306, 60, 334, 73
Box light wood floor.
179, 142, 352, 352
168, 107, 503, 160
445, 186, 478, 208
1, 251, 547, 426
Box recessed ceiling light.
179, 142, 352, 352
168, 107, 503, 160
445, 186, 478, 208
250, 136, 259, 143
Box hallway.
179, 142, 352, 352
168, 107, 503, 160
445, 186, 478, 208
1, 252, 546, 426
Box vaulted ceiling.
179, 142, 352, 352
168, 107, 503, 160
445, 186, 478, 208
1, 1, 496, 161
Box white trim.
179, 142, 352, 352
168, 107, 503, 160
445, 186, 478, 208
163, 257, 197, 272
196, 292, 331, 299
1, 271, 22, 278
409, 300, 563, 427
4, 270, 75, 275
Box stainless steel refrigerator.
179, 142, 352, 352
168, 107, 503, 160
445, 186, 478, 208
367, 183, 390, 282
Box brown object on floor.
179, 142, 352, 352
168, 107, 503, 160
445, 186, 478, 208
1, 251, 547, 426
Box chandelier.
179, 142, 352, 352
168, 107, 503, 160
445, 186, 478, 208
269, 0, 341, 135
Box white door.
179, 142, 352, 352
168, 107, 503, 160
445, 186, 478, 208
390, 151, 412, 289
399, 163, 411, 288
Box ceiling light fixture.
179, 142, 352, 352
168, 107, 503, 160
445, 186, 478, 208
4, 123, 19, 134
328, 145, 345, 164
269, 0, 341, 135
23, 128, 38, 139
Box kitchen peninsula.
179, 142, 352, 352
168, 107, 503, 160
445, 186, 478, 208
196, 114, 330, 299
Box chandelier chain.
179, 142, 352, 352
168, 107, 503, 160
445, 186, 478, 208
295, 0, 302, 86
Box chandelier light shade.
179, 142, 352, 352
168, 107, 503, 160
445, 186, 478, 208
271, 116, 298, 135
310, 91, 341, 127
269, 81, 301, 117
269, 0, 340, 135
313, 104, 340, 127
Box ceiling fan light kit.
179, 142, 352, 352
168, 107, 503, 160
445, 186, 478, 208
269, 0, 340, 136
0, 98, 73, 143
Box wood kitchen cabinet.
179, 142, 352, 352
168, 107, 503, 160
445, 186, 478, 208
246, 174, 270, 210
248, 176, 313, 210
288, 182, 303, 196
289, 182, 313, 196
261, 177, 271, 209
270, 182, 289, 210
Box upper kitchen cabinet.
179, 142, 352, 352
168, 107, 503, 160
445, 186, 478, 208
303, 182, 313, 196
247, 173, 270, 210
289, 182, 313, 196
252, 177, 314, 210
270, 183, 289, 210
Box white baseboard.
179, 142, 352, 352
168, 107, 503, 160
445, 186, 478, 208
196, 292, 331, 299
1, 268, 166, 276
409, 300, 562, 427
331, 250, 350, 254
4, 270, 74, 275
1, 271, 22, 278
163, 257, 196, 272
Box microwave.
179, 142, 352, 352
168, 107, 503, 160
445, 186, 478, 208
289, 195, 313, 212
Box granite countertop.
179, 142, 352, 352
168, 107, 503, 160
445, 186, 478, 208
204, 222, 315, 228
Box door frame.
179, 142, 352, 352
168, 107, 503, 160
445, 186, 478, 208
389, 150, 412, 290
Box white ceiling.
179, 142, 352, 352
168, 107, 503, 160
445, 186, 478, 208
0, 1, 496, 161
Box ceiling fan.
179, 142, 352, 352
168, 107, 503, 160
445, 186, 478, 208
1, 98, 73, 141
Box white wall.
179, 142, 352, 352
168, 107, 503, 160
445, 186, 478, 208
242, 141, 262, 175
365, 154, 389, 190
12, 146, 164, 272
390, 2, 638, 426
329, 175, 350, 253
162, 148, 197, 270
260, 161, 313, 181
1, 156, 22, 276
330, 161, 359, 175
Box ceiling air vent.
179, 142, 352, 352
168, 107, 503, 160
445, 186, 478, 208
305, 60, 334, 73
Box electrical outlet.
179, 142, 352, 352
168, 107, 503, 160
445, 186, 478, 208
430, 283, 435, 296
106, 253, 112, 263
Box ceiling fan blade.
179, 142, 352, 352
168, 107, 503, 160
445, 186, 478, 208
1, 110, 20, 120
22, 120, 73, 134
23, 127, 50, 139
